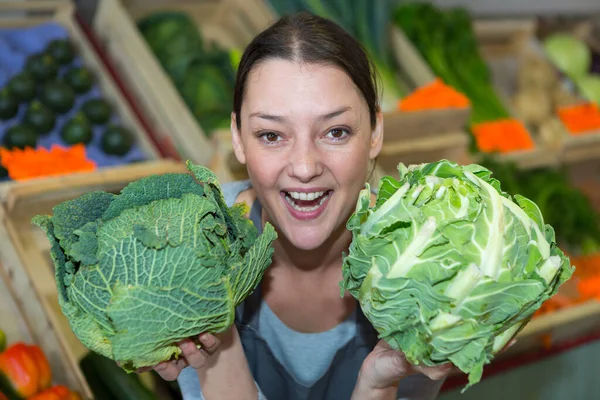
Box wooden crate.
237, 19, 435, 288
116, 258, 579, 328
0, 0, 161, 187
0, 160, 187, 399
91, 0, 276, 174
388, 27, 472, 141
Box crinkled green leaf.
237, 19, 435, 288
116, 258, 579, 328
341, 159, 574, 392
32, 161, 277, 371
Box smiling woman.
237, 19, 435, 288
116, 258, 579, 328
145, 11, 451, 400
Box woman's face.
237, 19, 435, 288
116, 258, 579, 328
231, 59, 383, 251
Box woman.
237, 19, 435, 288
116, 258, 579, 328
147, 12, 452, 400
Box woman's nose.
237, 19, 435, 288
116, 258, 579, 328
287, 140, 323, 182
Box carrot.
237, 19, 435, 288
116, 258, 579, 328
557, 103, 600, 134
0, 144, 96, 180
399, 78, 470, 111
472, 119, 535, 153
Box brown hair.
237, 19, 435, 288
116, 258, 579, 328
233, 12, 381, 130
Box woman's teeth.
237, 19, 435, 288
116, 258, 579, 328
285, 191, 330, 212
288, 191, 325, 201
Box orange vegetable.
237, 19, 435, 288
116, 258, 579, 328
557, 103, 600, 134
0, 392, 8, 400
0, 342, 52, 398
28, 346, 51, 390
472, 119, 535, 153
0, 144, 96, 181
27, 385, 81, 400
398, 78, 470, 111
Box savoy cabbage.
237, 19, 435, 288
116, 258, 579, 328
33, 161, 277, 371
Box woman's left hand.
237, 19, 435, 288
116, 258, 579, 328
352, 340, 452, 399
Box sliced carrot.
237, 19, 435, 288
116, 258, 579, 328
557, 103, 600, 134
399, 78, 470, 111
0, 144, 96, 180
472, 119, 535, 153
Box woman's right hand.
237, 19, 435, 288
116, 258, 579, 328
135, 333, 221, 381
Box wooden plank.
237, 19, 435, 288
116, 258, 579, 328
0, 160, 187, 398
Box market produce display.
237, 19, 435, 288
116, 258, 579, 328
0, 330, 81, 400
266, 0, 410, 112
0, 22, 145, 181
137, 12, 238, 136
340, 160, 574, 391
32, 161, 277, 371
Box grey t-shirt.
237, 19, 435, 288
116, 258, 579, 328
178, 180, 444, 400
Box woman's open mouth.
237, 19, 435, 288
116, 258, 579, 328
281, 190, 332, 220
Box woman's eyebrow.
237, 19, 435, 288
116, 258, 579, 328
249, 106, 352, 123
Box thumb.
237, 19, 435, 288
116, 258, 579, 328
374, 350, 407, 379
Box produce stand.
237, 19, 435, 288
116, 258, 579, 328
90, 0, 273, 175
0, 159, 187, 400
0, 0, 161, 187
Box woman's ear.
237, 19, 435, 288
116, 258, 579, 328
231, 112, 247, 165
369, 111, 384, 160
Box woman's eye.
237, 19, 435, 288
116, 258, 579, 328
326, 128, 349, 140
260, 132, 280, 143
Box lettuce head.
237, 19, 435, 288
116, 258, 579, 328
32, 161, 277, 371
340, 160, 574, 391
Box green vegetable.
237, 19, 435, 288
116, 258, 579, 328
24, 100, 55, 135
340, 160, 574, 391
394, 3, 509, 126
46, 39, 75, 65
81, 98, 113, 125
575, 73, 600, 105
0, 88, 19, 120
3, 124, 37, 149
61, 113, 93, 145
25, 53, 59, 82
543, 33, 591, 80
80, 351, 159, 400
6, 72, 36, 102
32, 161, 277, 371
0, 329, 5, 352
179, 61, 233, 133
101, 125, 134, 156
40, 80, 76, 114
480, 157, 600, 255
64, 67, 95, 94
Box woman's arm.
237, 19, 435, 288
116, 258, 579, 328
195, 327, 258, 400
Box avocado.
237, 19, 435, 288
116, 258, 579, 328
3, 124, 37, 149
7, 72, 36, 102
101, 125, 134, 156
46, 39, 75, 65
24, 100, 55, 135
81, 98, 112, 124
40, 80, 76, 114
0, 88, 19, 120
61, 113, 93, 145
64, 67, 95, 94
25, 53, 59, 82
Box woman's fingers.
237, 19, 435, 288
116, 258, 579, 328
154, 359, 188, 381
199, 333, 220, 354
178, 338, 209, 369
